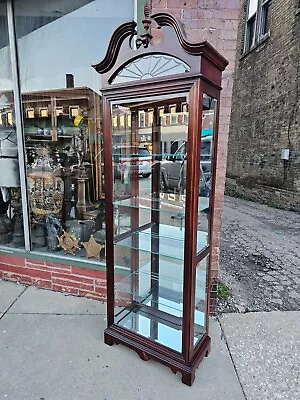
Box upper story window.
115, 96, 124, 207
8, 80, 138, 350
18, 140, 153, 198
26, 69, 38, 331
139, 110, 145, 128
260, 0, 271, 35
244, 0, 271, 53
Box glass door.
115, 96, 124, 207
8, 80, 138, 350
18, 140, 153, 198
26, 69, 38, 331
194, 92, 218, 348
111, 94, 190, 352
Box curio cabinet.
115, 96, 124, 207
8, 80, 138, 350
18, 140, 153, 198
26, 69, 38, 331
93, 9, 228, 385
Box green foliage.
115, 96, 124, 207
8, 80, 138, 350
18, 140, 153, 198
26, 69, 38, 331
217, 281, 231, 300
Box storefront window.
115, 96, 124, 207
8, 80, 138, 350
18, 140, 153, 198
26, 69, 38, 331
0, 3, 24, 248
13, 0, 134, 259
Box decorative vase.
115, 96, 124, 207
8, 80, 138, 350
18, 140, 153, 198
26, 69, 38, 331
27, 148, 64, 218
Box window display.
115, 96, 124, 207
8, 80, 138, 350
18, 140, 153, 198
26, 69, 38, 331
8, 0, 135, 259
95, 11, 228, 385
22, 87, 105, 257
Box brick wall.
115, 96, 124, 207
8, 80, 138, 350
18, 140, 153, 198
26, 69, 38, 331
226, 178, 300, 211
153, 0, 241, 285
0, 254, 107, 300
227, 0, 300, 208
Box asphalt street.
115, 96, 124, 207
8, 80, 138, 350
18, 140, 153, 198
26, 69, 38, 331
219, 196, 300, 312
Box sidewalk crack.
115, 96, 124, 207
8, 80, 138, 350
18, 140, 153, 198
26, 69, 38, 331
0, 285, 28, 321
217, 315, 248, 400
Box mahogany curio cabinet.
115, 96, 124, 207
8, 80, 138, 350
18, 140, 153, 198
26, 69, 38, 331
93, 11, 228, 386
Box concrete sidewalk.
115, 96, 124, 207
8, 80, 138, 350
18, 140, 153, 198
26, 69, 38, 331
0, 280, 299, 400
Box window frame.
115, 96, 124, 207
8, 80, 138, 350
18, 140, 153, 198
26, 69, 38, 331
138, 110, 145, 128
243, 0, 272, 54
260, 0, 271, 36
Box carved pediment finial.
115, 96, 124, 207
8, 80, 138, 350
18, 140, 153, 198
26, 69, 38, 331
136, 0, 153, 49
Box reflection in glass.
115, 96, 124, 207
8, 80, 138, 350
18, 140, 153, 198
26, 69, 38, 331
111, 93, 215, 351
196, 94, 217, 255
194, 256, 209, 347
13, 0, 134, 259
0, 4, 24, 248
111, 94, 211, 352
23, 88, 105, 256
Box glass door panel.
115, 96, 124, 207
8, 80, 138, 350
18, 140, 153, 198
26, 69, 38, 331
196, 94, 217, 255
112, 94, 189, 352
193, 255, 209, 347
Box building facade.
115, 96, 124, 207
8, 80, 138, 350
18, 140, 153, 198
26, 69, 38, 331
0, 0, 240, 311
227, 0, 300, 210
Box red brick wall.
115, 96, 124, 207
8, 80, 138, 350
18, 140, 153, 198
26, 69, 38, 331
153, 0, 240, 293
0, 254, 107, 300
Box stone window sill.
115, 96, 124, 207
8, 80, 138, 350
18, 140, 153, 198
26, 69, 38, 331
0, 246, 106, 272
240, 32, 270, 60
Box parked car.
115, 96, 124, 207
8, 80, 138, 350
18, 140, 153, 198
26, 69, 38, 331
160, 141, 211, 197
113, 145, 152, 179
200, 136, 213, 176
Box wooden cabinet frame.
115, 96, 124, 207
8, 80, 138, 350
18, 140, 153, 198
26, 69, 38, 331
93, 12, 228, 386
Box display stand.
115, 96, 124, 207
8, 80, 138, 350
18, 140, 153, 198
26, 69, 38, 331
93, 10, 228, 385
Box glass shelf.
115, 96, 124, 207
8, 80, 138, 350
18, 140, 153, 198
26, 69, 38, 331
115, 292, 205, 353
115, 261, 207, 314
114, 195, 209, 214
116, 307, 205, 353
114, 224, 208, 260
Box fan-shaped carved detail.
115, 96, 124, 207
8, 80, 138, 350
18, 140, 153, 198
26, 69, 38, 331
111, 54, 190, 84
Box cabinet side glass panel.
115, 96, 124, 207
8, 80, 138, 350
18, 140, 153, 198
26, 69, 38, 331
196, 94, 217, 255
194, 255, 209, 347
112, 94, 189, 353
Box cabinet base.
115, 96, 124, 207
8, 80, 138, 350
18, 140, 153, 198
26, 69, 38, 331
104, 325, 211, 386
